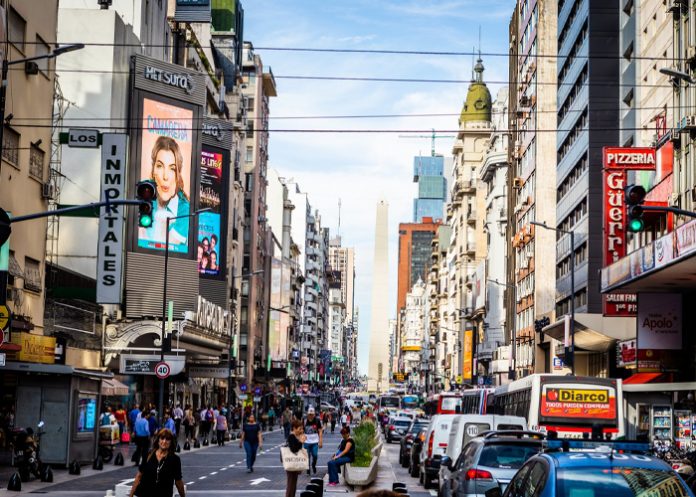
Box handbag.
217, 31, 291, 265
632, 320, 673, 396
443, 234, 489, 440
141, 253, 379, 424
280, 446, 309, 472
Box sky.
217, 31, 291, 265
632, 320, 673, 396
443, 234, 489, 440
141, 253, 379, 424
243, 1, 514, 375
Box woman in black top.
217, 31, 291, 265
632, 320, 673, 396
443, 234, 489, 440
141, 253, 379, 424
130, 428, 185, 497
285, 420, 307, 497
239, 414, 263, 472
327, 427, 355, 486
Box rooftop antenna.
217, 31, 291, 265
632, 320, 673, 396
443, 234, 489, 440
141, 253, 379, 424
471, 46, 475, 81
338, 198, 342, 237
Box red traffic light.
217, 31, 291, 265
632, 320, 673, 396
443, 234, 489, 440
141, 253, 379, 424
625, 185, 646, 205
136, 180, 156, 202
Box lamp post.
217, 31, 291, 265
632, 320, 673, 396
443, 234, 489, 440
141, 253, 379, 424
228, 269, 263, 409
158, 208, 209, 426
530, 221, 575, 374
487, 279, 516, 380
0, 44, 84, 162
659, 67, 696, 85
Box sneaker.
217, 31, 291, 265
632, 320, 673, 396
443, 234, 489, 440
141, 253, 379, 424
328, 482, 338, 487
312, 465, 317, 474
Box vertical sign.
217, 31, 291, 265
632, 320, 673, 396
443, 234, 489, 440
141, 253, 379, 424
637, 293, 682, 350
97, 134, 127, 303
462, 329, 473, 382
197, 147, 224, 277
602, 147, 656, 316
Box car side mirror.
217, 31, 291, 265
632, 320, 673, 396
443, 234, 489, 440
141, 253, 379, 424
441, 456, 452, 470
485, 487, 503, 497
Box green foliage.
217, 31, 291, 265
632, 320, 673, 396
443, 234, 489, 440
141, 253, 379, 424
352, 421, 377, 467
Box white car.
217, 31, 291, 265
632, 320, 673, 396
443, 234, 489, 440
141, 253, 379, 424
320, 401, 337, 412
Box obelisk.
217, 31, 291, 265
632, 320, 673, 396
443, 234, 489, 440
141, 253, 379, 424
368, 200, 390, 393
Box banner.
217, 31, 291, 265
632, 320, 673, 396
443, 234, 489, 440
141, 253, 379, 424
462, 329, 473, 382
637, 293, 682, 350
137, 98, 194, 254
540, 383, 616, 421
197, 147, 224, 276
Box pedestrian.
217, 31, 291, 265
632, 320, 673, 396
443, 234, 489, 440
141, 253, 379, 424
282, 406, 293, 439
327, 427, 355, 487
231, 406, 240, 431
330, 411, 336, 434
199, 406, 212, 442
101, 406, 115, 426
268, 406, 276, 431
260, 408, 268, 431
239, 414, 263, 473
303, 407, 323, 475
164, 411, 176, 438
215, 409, 228, 446
129, 428, 186, 497
114, 404, 127, 439
172, 404, 184, 439
182, 405, 195, 443
148, 409, 159, 437
284, 420, 307, 497
132, 411, 151, 466
340, 411, 349, 429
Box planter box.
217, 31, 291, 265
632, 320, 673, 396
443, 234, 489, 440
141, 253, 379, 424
344, 455, 378, 490
115, 483, 186, 497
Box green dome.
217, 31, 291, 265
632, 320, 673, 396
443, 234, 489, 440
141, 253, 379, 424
459, 58, 492, 124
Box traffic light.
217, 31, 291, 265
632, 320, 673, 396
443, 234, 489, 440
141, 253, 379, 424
625, 184, 647, 232
0, 208, 10, 246
135, 180, 156, 228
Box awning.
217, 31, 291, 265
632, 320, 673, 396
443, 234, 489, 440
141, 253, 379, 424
542, 313, 635, 352
101, 378, 129, 396
623, 373, 666, 384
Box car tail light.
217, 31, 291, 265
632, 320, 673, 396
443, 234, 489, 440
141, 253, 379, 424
389, 425, 395, 431
418, 432, 426, 442
466, 469, 493, 480
427, 433, 434, 458
673, 464, 680, 470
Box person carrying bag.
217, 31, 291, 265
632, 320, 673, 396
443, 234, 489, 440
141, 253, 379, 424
281, 420, 307, 497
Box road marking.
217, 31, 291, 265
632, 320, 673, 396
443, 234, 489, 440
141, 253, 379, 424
220, 467, 227, 471
199, 475, 207, 480
210, 471, 218, 475
250, 477, 271, 486
229, 464, 236, 467
186, 481, 195, 485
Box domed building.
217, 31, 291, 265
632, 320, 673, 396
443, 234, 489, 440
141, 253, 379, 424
459, 58, 492, 125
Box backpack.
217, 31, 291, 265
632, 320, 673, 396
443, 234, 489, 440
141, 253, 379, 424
205, 409, 214, 422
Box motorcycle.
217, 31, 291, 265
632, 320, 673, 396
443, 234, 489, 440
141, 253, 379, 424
10, 421, 45, 482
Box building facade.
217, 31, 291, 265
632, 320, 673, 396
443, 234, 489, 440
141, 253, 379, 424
413, 155, 447, 223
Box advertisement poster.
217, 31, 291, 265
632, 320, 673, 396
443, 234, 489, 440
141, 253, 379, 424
76, 396, 97, 433
539, 382, 617, 423
617, 339, 636, 368
138, 98, 194, 254
198, 148, 224, 276
637, 293, 682, 350
462, 329, 473, 382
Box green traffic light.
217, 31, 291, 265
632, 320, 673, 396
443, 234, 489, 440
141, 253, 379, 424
628, 218, 644, 232
139, 214, 153, 228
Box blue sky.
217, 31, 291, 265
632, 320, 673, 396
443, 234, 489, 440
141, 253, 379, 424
243, 0, 514, 375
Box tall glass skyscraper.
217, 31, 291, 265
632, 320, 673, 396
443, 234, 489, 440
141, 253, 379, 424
413, 155, 446, 222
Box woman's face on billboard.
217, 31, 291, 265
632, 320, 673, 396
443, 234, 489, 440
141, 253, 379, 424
153, 149, 178, 203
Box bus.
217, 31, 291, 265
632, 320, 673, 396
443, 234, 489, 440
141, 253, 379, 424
401, 394, 420, 409
460, 388, 495, 414
423, 393, 462, 415
491, 374, 624, 438
377, 395, 401, 411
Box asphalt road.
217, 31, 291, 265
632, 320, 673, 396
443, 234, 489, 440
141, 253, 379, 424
381, 434, 434, 497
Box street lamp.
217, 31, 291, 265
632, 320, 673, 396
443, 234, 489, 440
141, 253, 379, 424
659, 67, 696, 85
530, 221, 575, 374
158, 208, 210, 426
0, 44, 84, 161
487, 279, 516, 380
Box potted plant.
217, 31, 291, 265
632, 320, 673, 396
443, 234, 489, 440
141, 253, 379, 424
344, 421, 382, 489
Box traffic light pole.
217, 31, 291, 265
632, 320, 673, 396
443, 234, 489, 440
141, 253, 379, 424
640, 206, 696, 218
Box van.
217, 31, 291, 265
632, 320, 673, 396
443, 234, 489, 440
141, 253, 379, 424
419, 414, 458, 489
438, 415, 527, 493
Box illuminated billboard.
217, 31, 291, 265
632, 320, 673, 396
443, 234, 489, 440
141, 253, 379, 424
198, 147, 224, 277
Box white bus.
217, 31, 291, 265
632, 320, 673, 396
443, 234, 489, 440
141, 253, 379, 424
460, 388, 495, 414
492, 374, 624, 438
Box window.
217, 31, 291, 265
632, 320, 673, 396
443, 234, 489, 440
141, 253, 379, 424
246, 97, 255, 111
245, 146, 253, 163
29, 143, 44, 180
2, 126, 20, 166
24, 257, 42, 293
8, 7, 26, 53
246, 122, 254, 138
35, 35, 50, 75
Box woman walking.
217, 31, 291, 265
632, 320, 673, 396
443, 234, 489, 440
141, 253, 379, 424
284, 420, 306, 497
182, 405, 195, 444
129, 428, 185, 497
239, 414, 263, 473
215, 409, 228, 446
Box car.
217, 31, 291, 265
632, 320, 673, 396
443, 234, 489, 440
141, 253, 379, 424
486, 440, 694, 497
419, 414, 459, 489
386, 416, 413, 443
400, 419, 430, 467
320, 401, 337, 412
440, 431, 544, 497
409, 427, 428, 478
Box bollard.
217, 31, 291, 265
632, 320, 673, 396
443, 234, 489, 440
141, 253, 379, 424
175, 443, 181, 453
393, 489, 408, 494
69, 459, 81, 475
93, 455, 104, 470
306, 483, 321, 495
310, 477, 323, 494
393, 482, 407, 490
41, 466, 54, 482
114, 452, 124, 466
183, 441, 190, 451
7, 472, 21, 491
194, 439, 201, 448
202, 438, 209, 446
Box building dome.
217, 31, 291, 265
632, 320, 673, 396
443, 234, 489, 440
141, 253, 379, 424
459, 58, 492, 124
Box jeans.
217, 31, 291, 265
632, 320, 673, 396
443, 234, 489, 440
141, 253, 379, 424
283, 422, 291, 439
244, 441, 258, 469
327, 456, 351, 483
216, 430, 226, 446
304, 443, 319, 470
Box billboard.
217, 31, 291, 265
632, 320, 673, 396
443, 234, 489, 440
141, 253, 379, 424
268, 259, 290, 362
539, 377, 618, 427
462, 329, 473, 382
137, 97, 194, 254
637, 293, 682, 350
198, 147, 225, 277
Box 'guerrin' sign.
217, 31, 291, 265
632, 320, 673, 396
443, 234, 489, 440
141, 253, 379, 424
602, 147, 656, 317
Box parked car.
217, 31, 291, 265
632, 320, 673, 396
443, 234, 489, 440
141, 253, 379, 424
386, 416, 413, 443
419, 414, 458, 489
489, 439, 691, 497
439, 431, 544, 497
408, 427, 428, 478
400, 419, 430, 467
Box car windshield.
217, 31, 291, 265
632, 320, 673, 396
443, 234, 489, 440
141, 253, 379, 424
410, 423, 428, 433
393, 420, 411, 427
441, 397, 461, 411
477, 443, 541, 469
557, 468, 689, 497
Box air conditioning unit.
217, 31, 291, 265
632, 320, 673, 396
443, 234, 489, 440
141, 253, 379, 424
42, 183, 56, 200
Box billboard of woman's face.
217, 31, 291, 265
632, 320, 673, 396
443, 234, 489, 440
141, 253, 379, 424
137, 98, 194, 254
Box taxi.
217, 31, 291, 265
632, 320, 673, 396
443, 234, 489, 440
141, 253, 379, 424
485, 440, 695, 497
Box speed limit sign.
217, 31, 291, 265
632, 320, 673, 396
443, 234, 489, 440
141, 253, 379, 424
155, 361, 171, 379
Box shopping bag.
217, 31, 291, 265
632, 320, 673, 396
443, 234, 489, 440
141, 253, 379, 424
121, 432, 131, 443
280, 446, 309, 472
